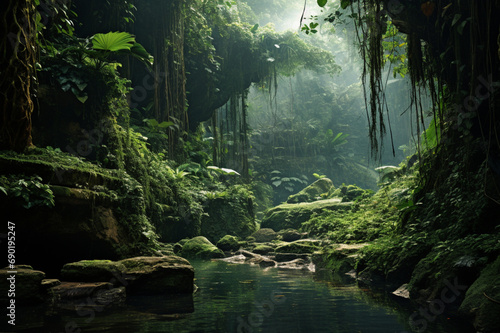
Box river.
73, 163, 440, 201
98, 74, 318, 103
14, 260, 474, 333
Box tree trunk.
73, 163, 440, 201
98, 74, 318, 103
0, 0, 37, 152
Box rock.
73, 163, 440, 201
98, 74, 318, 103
250, 228, 278, 242
261, 199, 352, 231
200, 193, 257, 243
60, 260, 127, 284
180, 236, 225, 259
279, 229, 307, 242
119, 256, 194, 295
41, 279, 61, 289
236, 249, 260, 259
277, 259, 313, 271
216, 235, 240, 252
51, 282, 125, 311
217, 254, 247, 264
275, 240, 320, 254
287, 178, 334, 203
312, 243, 369, 275
253, 244, 275, 255
247, 255, 277, 268
459, 256, 500, 332
0, 266, 46, 304
274, 253, 310, 262
392, 284, 410, 299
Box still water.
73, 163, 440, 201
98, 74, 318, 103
15, 260, 474, 333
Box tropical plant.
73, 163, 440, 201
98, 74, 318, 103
90, 31, 153, 68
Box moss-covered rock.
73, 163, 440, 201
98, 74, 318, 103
279, 228, 307, 242
287, 178, 334, 203
459, 256, 500, 332
250, 228, 278, 242
216, 235, 240, 252
328, 184, 373, 202
312, 243, 368, 275
60, 260, 127, 283
0, 266, 46, 304
200, 185, 257, 243
261, 199, 352, 231
180, 236, 225, 259
119, 256, 194, 294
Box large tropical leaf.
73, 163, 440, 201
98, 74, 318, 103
92, 31, 135, 52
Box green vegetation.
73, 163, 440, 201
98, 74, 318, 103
1, 0, 499, 331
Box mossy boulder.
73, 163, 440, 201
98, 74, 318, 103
119, 256, 194, 294
60, 260, 127, 284
216, 235, 240, 252
200, 187, 257, 243
328, 184, 372, 202
0, 266, 46, 304
250, 228, 278, 242
261, 199, 352, 231
459, 256, 500, 332
180, 236, 225, 259
312, 243, 369, 275
279, 228, 307, 242
287, 178, 334, 203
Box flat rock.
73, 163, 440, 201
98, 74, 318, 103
119, 256, 194, 294
0, 266, 46, 304
61, 260, 126, 284
277, 259, 314, 271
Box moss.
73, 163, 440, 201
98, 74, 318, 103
200, 185, 257, 242
180, 236, 225, 259
60, 260, 127, 282
253, 244, 275, 255
287, 178, 334, 203
216, 235, 240, 252
261, 199, 352, 231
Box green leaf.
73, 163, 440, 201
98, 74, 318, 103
272, 180, 282, 187
92, 31, 135, 52
317, 0, 327, 7
250, 23, 259, 33
158, 121, 175, 128
451, 14, 462, 27
341, 0, 351, 9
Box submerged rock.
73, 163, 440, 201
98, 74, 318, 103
119, 256, 194, 295
51, 282, 125, 311
180, 236, 225, 259
216, 235, 240, 252
286, 178, 334, 203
